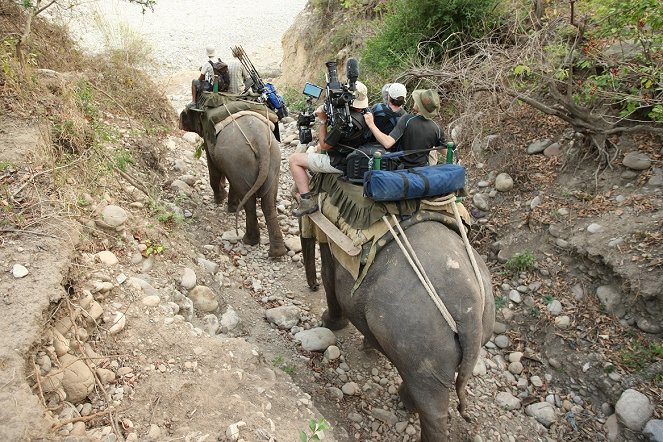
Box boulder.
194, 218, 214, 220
622, 152, 651, 170
615, 389, 654, 431
294, 327, 336, 351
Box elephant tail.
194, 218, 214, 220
453, 284, 487, 422
231, 114, 274, 232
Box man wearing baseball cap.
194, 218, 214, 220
364, 88, 445, 169
289, 80, 371, 217
370, 82, 407, 136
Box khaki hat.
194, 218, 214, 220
412, 89, 440, 119
352, 81, 369, 108
206, 46, 216, 58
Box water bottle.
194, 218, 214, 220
372, 151, 382, 170
445, 141, 455, 164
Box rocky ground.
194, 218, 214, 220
2, 99, 661, 441
1, 1, 661, 441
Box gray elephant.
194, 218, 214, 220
302, 221, 495, 441
180, 107, 286, 257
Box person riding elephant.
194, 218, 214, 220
179, 107, 286, 257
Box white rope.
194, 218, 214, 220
382, 216, 458, 333
421, 195, 486, 310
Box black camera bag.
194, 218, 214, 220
345, 143, 399, 184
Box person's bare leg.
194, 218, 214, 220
191, 80, 197, 104
288, 152, 310, 194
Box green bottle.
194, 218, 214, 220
373, 151, 382, 170
445, 141, 455, 164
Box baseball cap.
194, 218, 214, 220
388, 83, 407, 99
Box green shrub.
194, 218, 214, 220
505, 250, 536, 274
361, 0, 502, 74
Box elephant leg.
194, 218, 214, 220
261, 194, 286, 257
242, 197, 260, 246
206, 153, 227, 205
227, 186, 240, 213
410, 385, 450, 442
319, 243, 348, 330
300, 236, 319, 290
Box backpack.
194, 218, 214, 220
209, 59, 230, 92
371, 103, 404, 135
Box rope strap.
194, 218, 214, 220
421, 195, 486, 310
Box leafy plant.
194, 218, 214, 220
272, 355, 296, 376
112, 149, 135, 172
494, 296, 507, 311
543, 295, 554, 306
530, 307, 541, 319
299, 418, 331, 442
361, 0, 502, 74
504, 250, 536, 274
143, 239, 165, 257
0, 161, 17, 172
620, 340, 663, 370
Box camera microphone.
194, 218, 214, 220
347, 58, 359, 90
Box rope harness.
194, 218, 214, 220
381, 193, 486, 333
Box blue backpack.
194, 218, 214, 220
371, 103, 404, 135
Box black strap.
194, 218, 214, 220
399, 172, 409, 199
409, 169, 430, 196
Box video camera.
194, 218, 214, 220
297, 83, 323, 145
297, 58, 362, 147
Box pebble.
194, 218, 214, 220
109, 312, 126, 335
187, 286, 219, 312
525, 401, 557, 427
496, 391, 521, 410
181, 267, 197, 289
294, 327, 336, 351
495, 173, 514, 192
142, 295, 160, 307
324, 345, 341, 360
12, 264, 29, 278
101, 205, 129, 227
341, 382, 360, 395
547, 300, 562, 316
95, 251, 119, 266
587, 223, 604, 234
508, 290, 522, 303
555, 315, 571, 329
622, 151, 651, 170
265, 305, 301, 329
494, 335, 510, 348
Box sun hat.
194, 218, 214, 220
352, 81, 369, 108
388, 83, 407, 99
206, 46, 216, 58
411, 89, 440, 119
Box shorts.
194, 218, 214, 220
308, 153, 343, 174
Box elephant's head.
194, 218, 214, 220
179, 107, 205, 137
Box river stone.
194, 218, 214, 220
41, 369, 64, 393
182, 132, 201, 144
202, 314, 219, 335
221, 229, 244, 242
636, 317, 662, 334
473, 193, 490, 211
60, 354, 95, 403
547, 300, 562, 316
12, 264, 29, 278
295, 327, 336, 351
170, 179, 192, 196
527, 139, 551, 154
109, 312, 126, 335
587, 223, 604, 234
644, 420, 663, 442
508, 290, 522, 303
142, 295, 160, 307
188, 286, 219, 312
372, 408, 398, 425
605, 414, 620, 442
543, 142, 561, 157
508, 361, 524, 375
622, 152, 651, 170
220, 306, 241, 333
496, 391, 521, 410
596, 285, 625, 317
181, 267, 197, 290
473, 359, 487, 376
495, 172, 513, 192
96, 367, 116, 384
525, 401, 557, 427
95, 251, 118, 266
265, 305, 301, 329
616, 389, 654, 431
284, 237, 302, 253
648, 168, 663, 187
324, 345, 341, 360
101, 205, 128, 227
197, 257, 219, 275
494, 335, 510, 348
341, 382, 360, 395
554, 315, 571, 329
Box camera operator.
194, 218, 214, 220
289, 81, 371, 217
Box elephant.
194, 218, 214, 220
302, 220, 495, 441
179, 107, 286, 257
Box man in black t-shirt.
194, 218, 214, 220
364, 88, 444, 168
